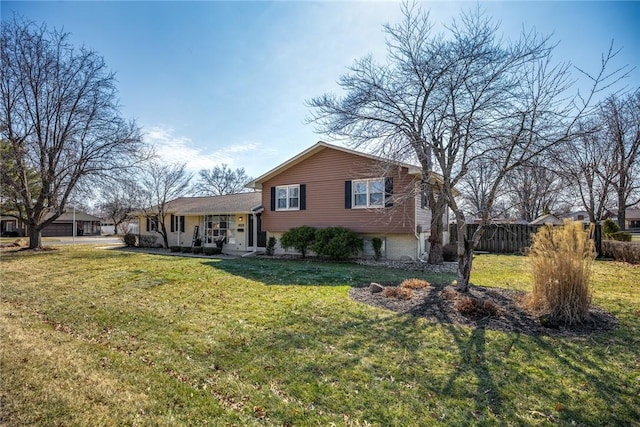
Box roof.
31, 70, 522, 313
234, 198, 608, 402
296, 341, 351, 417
165, 192, 262, 215
46, 210, 103, 222
245, 141, 425, 190
530, 214, 562, 225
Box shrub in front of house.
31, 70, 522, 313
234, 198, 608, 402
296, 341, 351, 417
265, 237, 277, 256
192, 246, 203, 254
122, 233, 137, 247
312, 227, 363, 260
602, 218, 620, 237
371, 237, 383, 260
203, 247, 222, 256
527, 220, 595, 325
180, 246, 192, 253
170, 246, 181, 252
138, 235, 158, 248
280, 226, 317, 258
610, 231, 632, 242
602, 240, 640, 264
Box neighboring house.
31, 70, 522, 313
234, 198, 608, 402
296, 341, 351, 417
136, 192, 264, 251
608, 208, 640, 231
246, 141, 448, 260
470, 217, 529, 225
100, 220, 116, 235
530, 214, 563, 226
627, 209, 640, 230
562, 210, 591, 224
1, 215, 26, 236
1, 210, 101, 237
41, 210, 102, 236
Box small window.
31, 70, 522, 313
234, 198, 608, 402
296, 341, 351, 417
353, 178, 384, 208
171, 215, 185, 232
276, 185, 300, 210
147, 216, 158, 232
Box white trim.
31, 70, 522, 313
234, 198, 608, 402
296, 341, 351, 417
275, 184, 300, 211
352, 178, 384, 209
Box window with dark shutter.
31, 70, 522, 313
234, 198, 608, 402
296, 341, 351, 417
300, 184, 306, 210
270, 187, 276, 211
345, 181, 352, 209
385, 177, 393, 207
170, 215, 175, 232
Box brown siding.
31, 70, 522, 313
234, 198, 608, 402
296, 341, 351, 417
261, 147, 418, 234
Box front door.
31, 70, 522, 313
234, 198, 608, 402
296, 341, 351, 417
248, 213, 265, 247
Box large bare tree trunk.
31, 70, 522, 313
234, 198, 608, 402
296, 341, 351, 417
618, 186, 627, 231
428, 194, 446, 264
454, 222, 475, 292
28, 224, 43, 249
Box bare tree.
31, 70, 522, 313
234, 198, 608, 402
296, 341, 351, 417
559, 122, 617, 223
601, 91, 640, 229
140, 161, 192, 248
504, 161, 567, 222
191, 164, 253, 196
308, 3, 452, 264
309, 3, 626, 292
458, 158, 507, 220
0, 17, 145, 248
98, 179, 142, 235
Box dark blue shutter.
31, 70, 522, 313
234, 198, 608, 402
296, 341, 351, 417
345, 181, 352, 209
300, 184, 306, 210
180, 216, 185, 232
385, 177, 394, 207
170, 215, 175, 232
270, 187, 276, 211
146, 217, 150, 232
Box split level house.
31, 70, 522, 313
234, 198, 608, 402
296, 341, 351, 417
136, 141, 448, 260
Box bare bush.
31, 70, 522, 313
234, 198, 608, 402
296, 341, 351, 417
383, 287, 414, 300
455, 295, 500, 318
602, 240, 640, 264
400, 278, 431, 289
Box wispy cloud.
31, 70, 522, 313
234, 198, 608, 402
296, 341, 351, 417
144, 125, 259, 172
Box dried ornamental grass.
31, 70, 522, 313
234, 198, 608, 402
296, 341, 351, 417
454, 295, 500, 318
399, 278, 431, 289
528, 220, 595, 325
382, 286, 414, 299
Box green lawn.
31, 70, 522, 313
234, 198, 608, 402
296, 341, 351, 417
1, 247, 638, 426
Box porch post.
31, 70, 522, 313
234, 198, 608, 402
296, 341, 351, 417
252, 213, 258, 251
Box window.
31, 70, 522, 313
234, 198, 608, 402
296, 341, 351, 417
146, 216, 158, 232
170, 215, 185, 232
204, 215, 234, 245
352, 178, 384, 208
276, 185, 300, 210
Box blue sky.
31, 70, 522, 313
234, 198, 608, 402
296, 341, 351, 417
2, 1, 639, 179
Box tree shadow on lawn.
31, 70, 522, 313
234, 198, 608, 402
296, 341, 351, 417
203, 257, 456, 287
200, 259, 633, 425
225, 296, 636, 426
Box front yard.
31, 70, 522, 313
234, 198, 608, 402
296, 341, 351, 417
1, 247, 638, 426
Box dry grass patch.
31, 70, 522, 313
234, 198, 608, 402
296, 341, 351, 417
399, 278, 431, 289
382, 286, 414, 299
454, 295, 500, 318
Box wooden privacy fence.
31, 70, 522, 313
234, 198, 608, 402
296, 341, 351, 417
448, 223, 603, 256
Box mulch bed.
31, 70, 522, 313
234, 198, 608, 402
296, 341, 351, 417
349, 282, 618, 337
